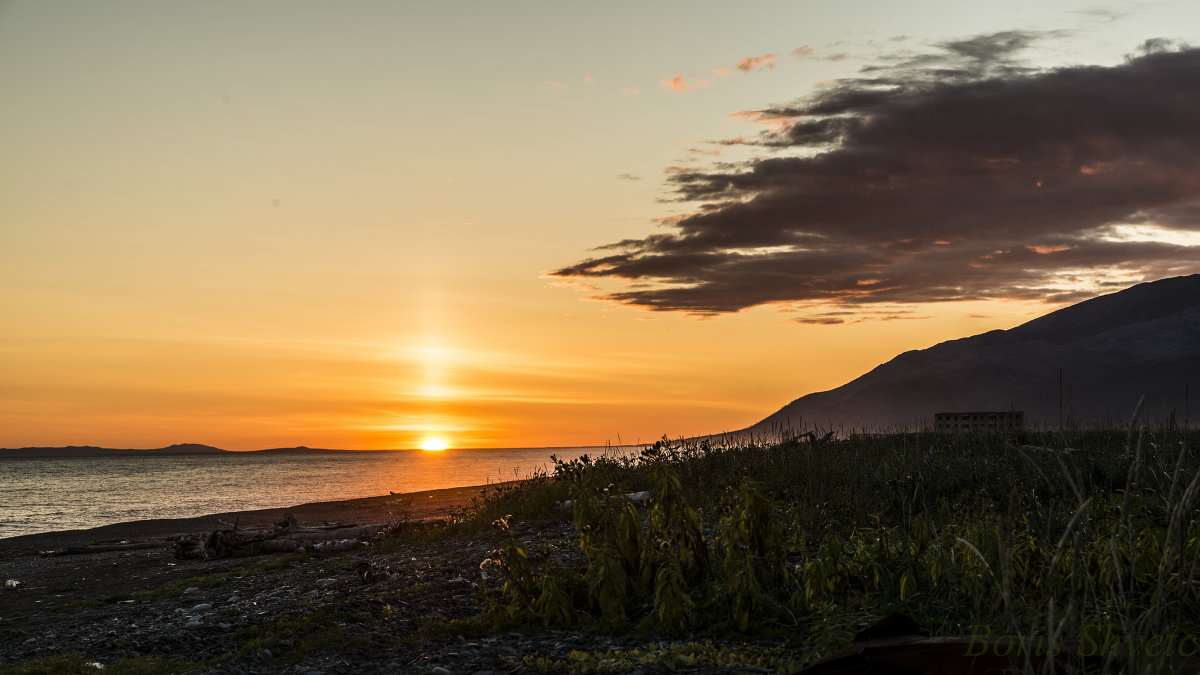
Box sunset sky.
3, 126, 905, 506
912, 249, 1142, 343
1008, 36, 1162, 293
4, 1, 1200, 451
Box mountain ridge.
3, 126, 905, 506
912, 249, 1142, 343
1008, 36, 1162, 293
749, 274, 1200, 434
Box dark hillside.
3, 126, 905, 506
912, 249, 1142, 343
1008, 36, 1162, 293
749, 274, 1199, 433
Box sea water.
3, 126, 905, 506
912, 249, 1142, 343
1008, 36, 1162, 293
0, 447, 622, 539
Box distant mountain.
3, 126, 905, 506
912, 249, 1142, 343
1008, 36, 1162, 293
254, 446, 351, 454
748, 274, 1200, 434
0, 443, 228, 457
0, 444, 367, 458
157, 443, 228, 454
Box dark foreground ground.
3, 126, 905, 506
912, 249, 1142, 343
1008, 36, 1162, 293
16, 427, 1179, 675
0, 487, 794, 674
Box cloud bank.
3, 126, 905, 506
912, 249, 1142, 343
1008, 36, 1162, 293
553, 34, 1200, 317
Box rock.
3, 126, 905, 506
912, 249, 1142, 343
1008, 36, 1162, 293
190, 603, 213, 612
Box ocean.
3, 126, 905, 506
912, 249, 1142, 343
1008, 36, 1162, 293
0, 446, 622, 539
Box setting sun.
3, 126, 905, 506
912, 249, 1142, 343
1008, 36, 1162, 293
419, 437, 451, 452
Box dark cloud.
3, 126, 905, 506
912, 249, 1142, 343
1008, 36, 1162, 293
552, 34, 1200, 316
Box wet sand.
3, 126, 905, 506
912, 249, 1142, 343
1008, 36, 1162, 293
0, 483, 495, 557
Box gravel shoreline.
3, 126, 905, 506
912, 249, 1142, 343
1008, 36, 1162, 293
1, 484, 803, 674
0, 483, 489, 556
0, 484, 509, 672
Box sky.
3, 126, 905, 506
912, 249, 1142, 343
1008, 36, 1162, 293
3, 1, 1200, 451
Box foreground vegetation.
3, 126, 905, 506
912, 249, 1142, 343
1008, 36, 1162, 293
464, 416, 1200, 673
6, 413, 1199, 673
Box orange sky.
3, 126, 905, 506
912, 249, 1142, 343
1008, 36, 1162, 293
3, 2, 1195, 450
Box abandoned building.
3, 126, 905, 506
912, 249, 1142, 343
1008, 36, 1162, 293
934, 410, 1025, 433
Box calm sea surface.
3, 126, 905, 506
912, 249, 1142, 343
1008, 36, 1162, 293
0, 447, 623, 539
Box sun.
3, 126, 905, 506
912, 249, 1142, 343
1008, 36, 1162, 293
419, 436, 451, 452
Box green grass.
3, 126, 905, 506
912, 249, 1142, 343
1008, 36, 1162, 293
445, 423, 1200, 672
226, 604, 363, 666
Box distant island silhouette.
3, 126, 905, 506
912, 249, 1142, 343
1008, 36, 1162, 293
0, 444, 613, 458
0, 444, 360, 458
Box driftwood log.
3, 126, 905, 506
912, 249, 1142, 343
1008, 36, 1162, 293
174, 512, 450, 560
39, 542, 163, 557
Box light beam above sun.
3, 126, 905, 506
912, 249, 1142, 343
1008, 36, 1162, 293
420, 437, 451, 451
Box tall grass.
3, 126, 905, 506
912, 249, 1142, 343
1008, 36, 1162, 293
454, 420, 1200, 672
